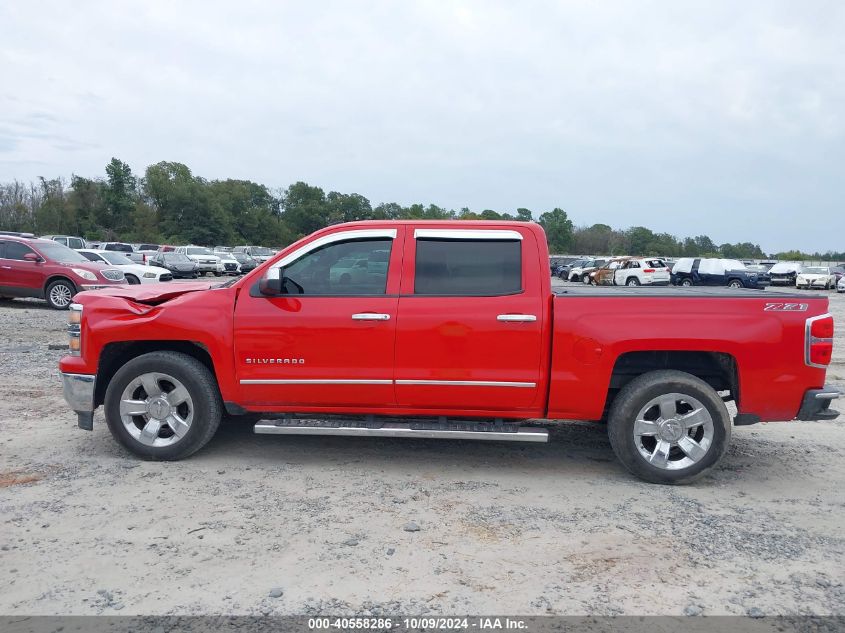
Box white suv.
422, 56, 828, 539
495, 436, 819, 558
175, 246, 222, 276
614, 258, 671, 286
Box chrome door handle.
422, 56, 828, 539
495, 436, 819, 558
497, 314, 537, 322
352, 313, 391, 321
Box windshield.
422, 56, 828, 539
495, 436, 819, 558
138, 244, 159, 251
804, 267, 829, 274
770, 262, 800, 273
105, 243, 133, 252
187, 247, 214, 256
164, 253, 191, 263
251, 247, 272, 255
101, 252, 133, 265
37, 242, 89, 263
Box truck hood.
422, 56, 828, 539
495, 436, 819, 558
84, 281, 219, 305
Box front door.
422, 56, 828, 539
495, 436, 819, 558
394, 227, 545, 413
234, 228, 403, 409
0, 240, 43, 296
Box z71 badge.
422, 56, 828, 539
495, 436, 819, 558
764, 303, 808, 312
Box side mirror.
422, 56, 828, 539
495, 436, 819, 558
259, 268, 285, 296
23, 252, 41, 263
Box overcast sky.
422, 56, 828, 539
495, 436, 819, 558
1, 1, 842, 252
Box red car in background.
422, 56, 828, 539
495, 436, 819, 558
0, 232, 126, 309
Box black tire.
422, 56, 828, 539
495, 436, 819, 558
680, 278, 693, 287
582, 275, 591, 284
626, 277, 640, 287
125, 274, 140, 285
45, 278, 77, 310
214, 272, 222, 277
607, 370, 731, 484
728, 279, 742, 289
570, 275, 580, 283
104, 351, 223, 460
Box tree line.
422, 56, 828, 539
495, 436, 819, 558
0, 158, 837, 261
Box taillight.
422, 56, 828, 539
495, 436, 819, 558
806, 314, 834, 367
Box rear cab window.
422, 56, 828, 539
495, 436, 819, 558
410, 229, 523, 296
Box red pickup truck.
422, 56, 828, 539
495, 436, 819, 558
59, 221, 840, 483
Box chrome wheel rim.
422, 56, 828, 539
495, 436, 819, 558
633, 393, 714, 470
119, 372, 194, 447
50, 284, 73, 307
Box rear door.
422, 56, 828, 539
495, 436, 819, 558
394, 227, 544, 412
0, 240, 43, 295
234, 227, 403, 408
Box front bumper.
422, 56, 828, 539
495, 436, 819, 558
796, 385, 841, 421
61, 372, 95, 430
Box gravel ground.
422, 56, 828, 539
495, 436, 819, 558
1, 284, 844, 617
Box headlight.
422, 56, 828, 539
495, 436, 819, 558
68, 304, 82, 356
143, 272, 156, 278
71, 268, 97, 281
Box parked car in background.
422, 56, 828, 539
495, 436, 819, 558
614, 258, 672, 286
555, 257, 588, 279
134, 243, 160, 263
78, 250, 172, 284
231, 251, 258, 273
550, 256, 577, 275
589, 258, 629, 285
100, 242, 145, 264
149, 252, 199, 279
213, 249, 241, 275
0, 235, 125, 309
768, 262, 802, 286
830, 266, 845, 282
233, 245, 274, 263
671, 258, 768, 289
796, 266, 837, 290
569, 258, 607, 283
41, 235, 87, 250
838, 276, 845, 293
175, 246, 222, 276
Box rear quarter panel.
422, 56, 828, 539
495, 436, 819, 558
547, 294, 830, 422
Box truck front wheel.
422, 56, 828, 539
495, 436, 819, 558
104, 351, 222, 460
607, 370, 731, 484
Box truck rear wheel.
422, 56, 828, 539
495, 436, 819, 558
104, 351, 222, 460
607, 370, 731, 484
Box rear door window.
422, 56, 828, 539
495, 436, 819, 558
414, 239, 521, 296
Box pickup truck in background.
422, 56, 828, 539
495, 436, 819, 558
671, 257, 770, 289
59, 221, 840, 484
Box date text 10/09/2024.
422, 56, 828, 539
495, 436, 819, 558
308, 618, 529, 630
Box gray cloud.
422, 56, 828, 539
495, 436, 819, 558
0, 0, 842, 251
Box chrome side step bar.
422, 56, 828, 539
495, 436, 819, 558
254, 420, 548, 443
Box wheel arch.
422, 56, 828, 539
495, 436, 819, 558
605, 350, 738, 418
94, 340, 217, 407
43, 275, 77, 297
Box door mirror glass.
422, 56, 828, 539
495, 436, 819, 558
259, 268, 285, 296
